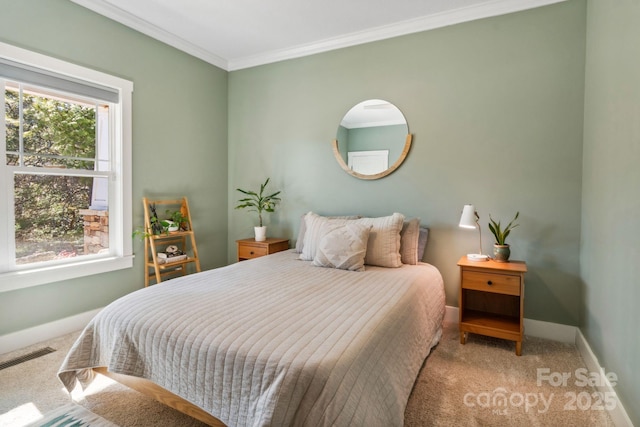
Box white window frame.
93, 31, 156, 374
0, 42, 133, 292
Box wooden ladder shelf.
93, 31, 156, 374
142, 197, 201, 286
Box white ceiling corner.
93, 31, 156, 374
70, 0, 567, 71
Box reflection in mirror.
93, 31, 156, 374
333, 99, 411, 180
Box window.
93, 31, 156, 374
0, 42, 133, 292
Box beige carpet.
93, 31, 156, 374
404, 324, 615, 426
0, 322, 614, 426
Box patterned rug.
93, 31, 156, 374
27, 403, 118, 427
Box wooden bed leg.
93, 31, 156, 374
516, 341, 522, 356
460, 331, 467, 344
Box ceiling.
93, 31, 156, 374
70, 0, 564, 71
340, 100, 407, 129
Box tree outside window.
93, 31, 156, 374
5, 84, 107, 265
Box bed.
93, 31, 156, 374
58, 213, 445, 427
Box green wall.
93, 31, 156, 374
228, 1, 587, 325
2, 0, 637, 422
0, 0, 229, 335
582, 0, 640, 423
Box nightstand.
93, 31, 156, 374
236, 237, 289, 261
457, 256, 527, 356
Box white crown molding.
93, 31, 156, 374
71, 0, 566, 72
227, 0, 568, 70
69, 0, 229, 70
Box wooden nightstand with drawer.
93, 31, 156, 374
457, 256, 527, 355
236, 237, 289, 261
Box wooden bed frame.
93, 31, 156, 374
92, 367, 225, 426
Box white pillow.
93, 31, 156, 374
400, 217, 421, 265
295, 212, 360, 253
299, 212, 360, 261
354, 212, 405, 268
313, 222, 372, 272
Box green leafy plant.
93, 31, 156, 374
488, 211, 520, 245
133, 204, 161, 240
165, 209, 189, 231
131, 226, 150, 240
132, 206, 189, 240
235, 178, 282, 227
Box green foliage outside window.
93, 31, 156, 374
5, 88, 97, 257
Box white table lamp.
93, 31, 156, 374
459, 204, 489, 261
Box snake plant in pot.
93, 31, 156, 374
235, 178, 281, 241
488, 211, 519, 262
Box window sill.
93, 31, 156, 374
0, 255, 134, 293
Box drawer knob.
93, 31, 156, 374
487, 280, 493, 285
250, 251, 254, 255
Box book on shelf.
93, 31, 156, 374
157, 250, 184, 259
157, 254, 187, 264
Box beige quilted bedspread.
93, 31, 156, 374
59, 250, 445, 427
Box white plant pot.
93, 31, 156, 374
165, 220, 179, 232
254, 226, 267, 242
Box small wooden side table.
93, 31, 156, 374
457, 256, 527, 355
236, 237, 289, 261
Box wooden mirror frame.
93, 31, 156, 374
331, 134, 412, 180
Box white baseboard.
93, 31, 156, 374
575, 329, 634, 427
445, 305, 633, 426
523, 317, 577, 343
0, 307, 102, 355
443, 305, 459, 325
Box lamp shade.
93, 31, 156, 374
459, 204, 477, 229
458, 204, 489, 261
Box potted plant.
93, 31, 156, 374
164, 209, 189, 232
488, 211, 520, 262
133, 205, 189, 240
235, 178, 281, 241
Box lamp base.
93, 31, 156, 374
466, 253, 489, 262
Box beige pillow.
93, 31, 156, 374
400, 217, 421, 265
299, 212, 360, 261
354, 212, 405, 268
313, 222, 372, 272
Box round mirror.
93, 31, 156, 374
332, 99, 411, 180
